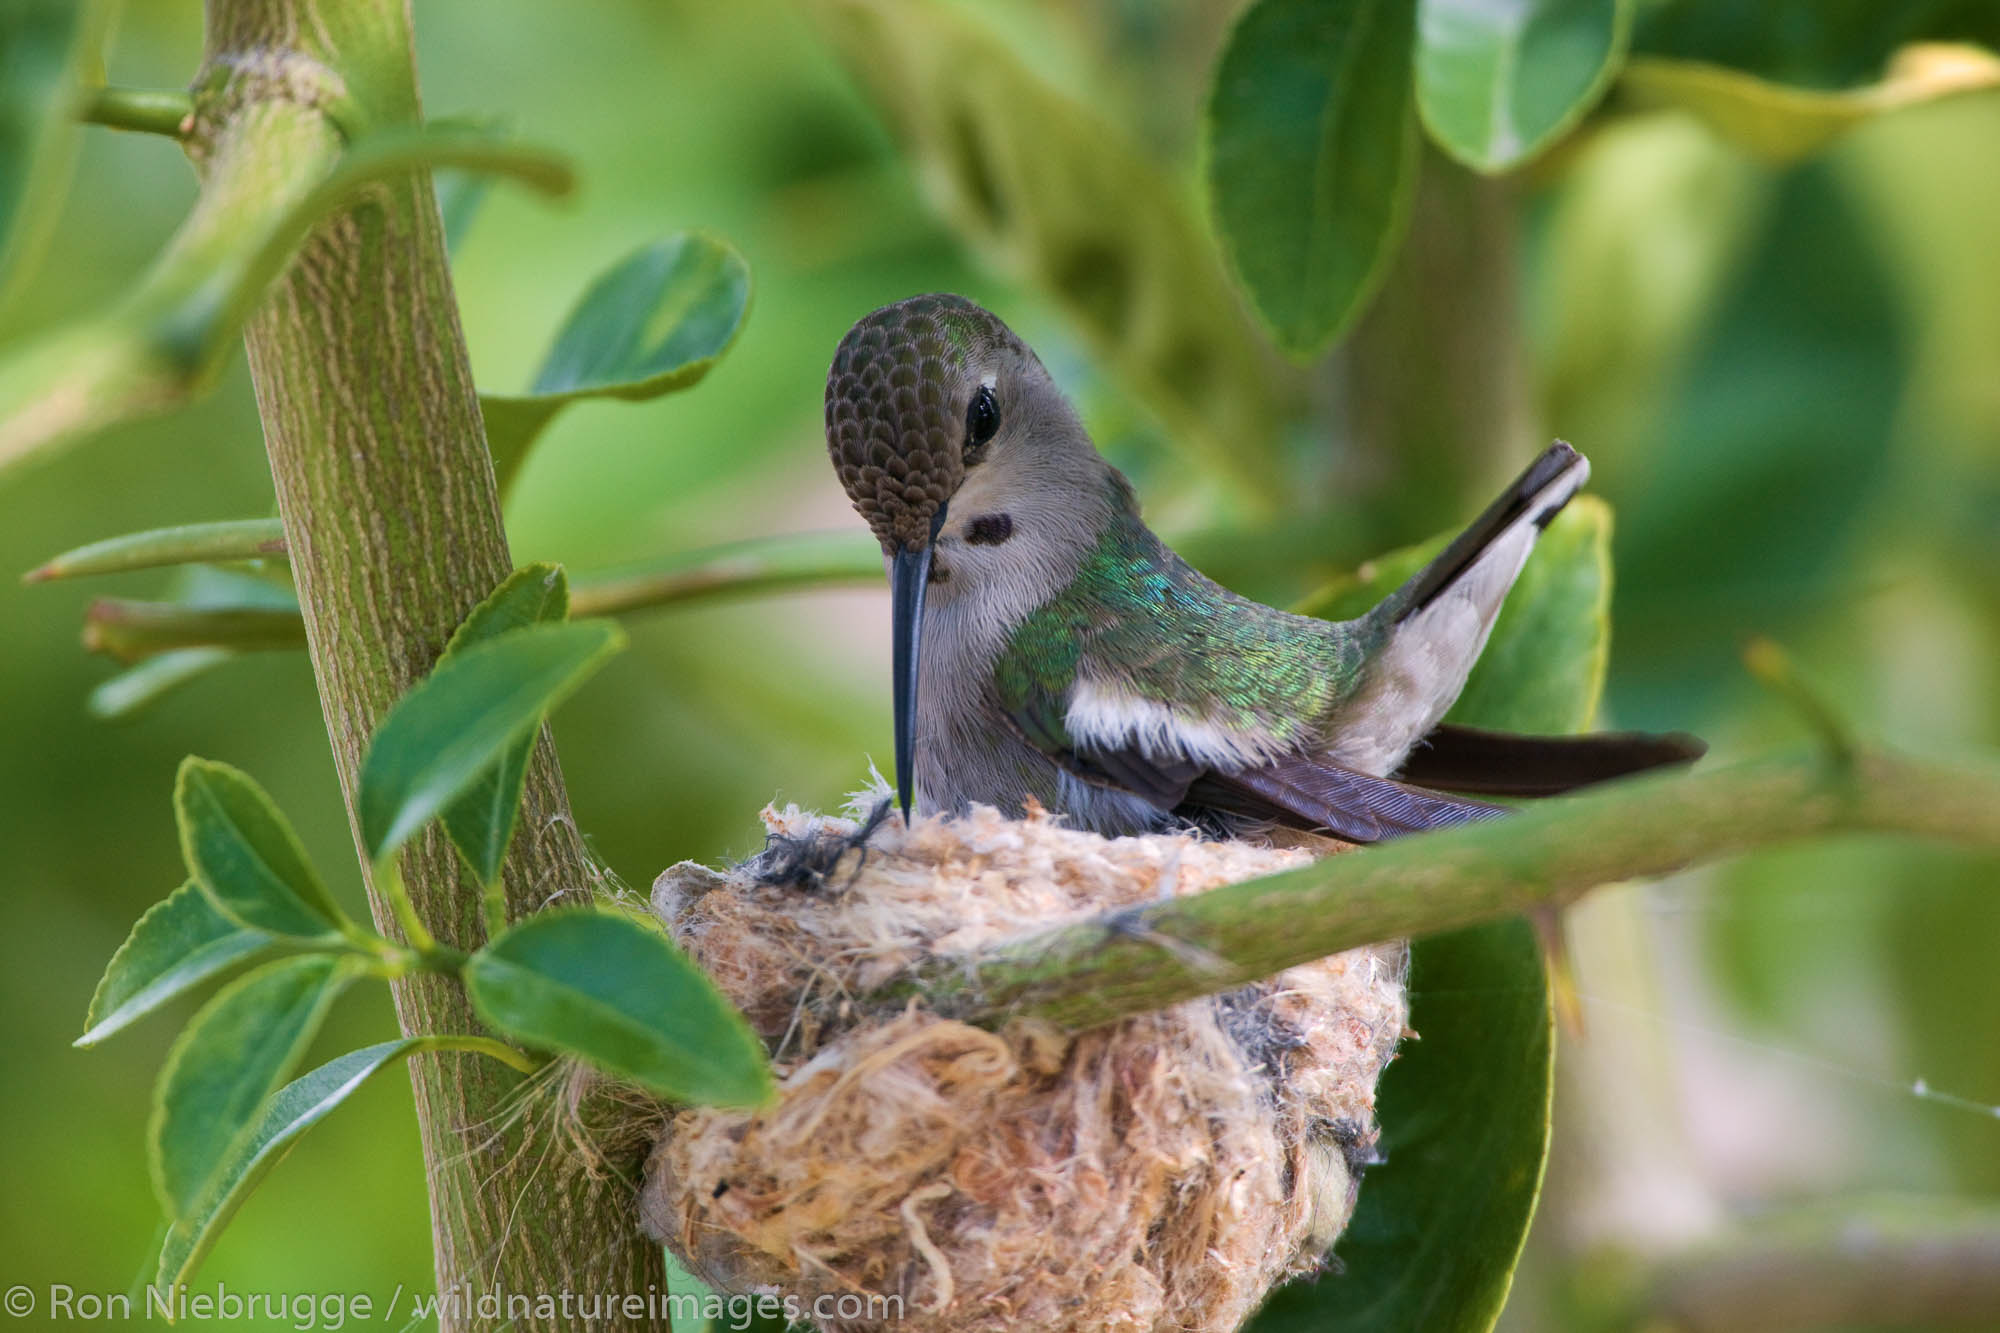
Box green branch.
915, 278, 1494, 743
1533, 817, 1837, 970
187, 0, 666, 1316
84, 598, 304, 663
62, 532, 883, 665
888, 748, 2000, 1031
1612, 1196, 2000, 1332
0, 96, 342, 478
0, 113, 572, 482
1744, 635, 1857, 765
567, 531, 881, 616
215, 126, 573, 347
80, 87, 193, 138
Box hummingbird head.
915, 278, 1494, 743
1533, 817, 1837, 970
825, 293, 1031, 556
825, 293, 1056, 820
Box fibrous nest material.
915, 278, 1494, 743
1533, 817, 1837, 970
639, 799, 1409, 1333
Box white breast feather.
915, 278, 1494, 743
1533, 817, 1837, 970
1065, 682, 1287, 771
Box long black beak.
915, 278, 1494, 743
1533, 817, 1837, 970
889, 507, 945, 822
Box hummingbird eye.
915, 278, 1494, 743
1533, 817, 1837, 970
965, 385, 1000, 459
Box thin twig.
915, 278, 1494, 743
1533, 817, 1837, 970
1744, 636, 1858, 765
82, 597, 305, 662
64, 532, 884, 663
1635, 1196, 2000, 1332
79, 87, 194, 138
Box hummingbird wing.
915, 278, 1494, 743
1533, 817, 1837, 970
993, 502, 1531, 841
1186, 758, 1506, 840
1000, 677, 1509, 841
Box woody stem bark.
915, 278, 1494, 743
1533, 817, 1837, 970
195, 1, 666, 1327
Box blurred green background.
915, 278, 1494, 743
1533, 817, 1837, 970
3, 0, 1996, 1327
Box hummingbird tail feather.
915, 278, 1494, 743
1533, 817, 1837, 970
1396, 723, 1707, 796
1325, 443, 1591, 776
1391, 441, 1590, 625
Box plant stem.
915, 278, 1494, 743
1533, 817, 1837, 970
83, 598, 303, 661
566, 531, 882, 616
65, 532, 886, 662
480, 875, 508, 945
0, 90, 337, 475
80, 86, 194, 138
0, 122, 567, 478
373, 858, 442, 956
195, 1, 666, 1326
1617, 1196, 2000, 1332
1744, 636, 1858, 765
886, 748, 2000, 1031
215, 125, 573, 350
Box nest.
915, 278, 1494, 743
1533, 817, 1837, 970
638, 799, 1409, 1333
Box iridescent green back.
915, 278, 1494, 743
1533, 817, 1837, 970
994, 492, 1369, 756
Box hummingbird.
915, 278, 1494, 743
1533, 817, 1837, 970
825, 294, 1702, 842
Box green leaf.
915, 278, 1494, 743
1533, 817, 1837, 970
804, 0, 1296, 508
1291, 535, 1440, 621
1256, 921, 1553, 1333
1256, 497, 1606, 1332
0, 0, 110, 313
155, 1039, 419, 1291
437, 564, 571, 886
1617, 42, 2000, 162
482, 233, 751, 493
1207, 0, 1420, 357
24, 517, 284, 582
465, 910, 773, 1107
174, 758, 351, 941
88, 649, 235, 721
1416, 0, 1634, 171
78, 881, 273, 1048
149, 955, 352, 1219
357, 620, 625, 865
442, 564, 572, 653
528, 233, 749, 401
